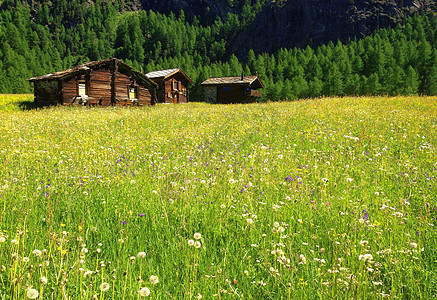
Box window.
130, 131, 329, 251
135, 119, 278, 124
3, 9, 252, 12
129, 86, 138, 99
173, 81, 179, 91
78, 80, 88, 96
223, 86, 231, 92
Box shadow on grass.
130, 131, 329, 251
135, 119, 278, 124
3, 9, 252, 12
17, 100, 39, 110
16, 100, 63, 111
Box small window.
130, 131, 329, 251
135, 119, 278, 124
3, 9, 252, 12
129, 86, 138, 99
78, 80, 88, 96
223, 86, 231, 92
173, 81, 179, 91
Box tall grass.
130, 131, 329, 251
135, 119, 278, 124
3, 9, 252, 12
0, 95, 436, 299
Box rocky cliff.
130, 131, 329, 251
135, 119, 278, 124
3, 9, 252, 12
136, 0, 435, 56
232, 0, 436, 55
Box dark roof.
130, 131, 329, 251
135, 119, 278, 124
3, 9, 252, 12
29, 58, 157, 88
201, 75, 264, 89
146, 68, 192, 83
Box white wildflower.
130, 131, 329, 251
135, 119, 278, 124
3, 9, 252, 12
139, 287, 150, 297
99, 282, 110, 292
26, 288, 39, 299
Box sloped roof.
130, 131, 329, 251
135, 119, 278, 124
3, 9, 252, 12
29, 58, 157, 88
201, 75, 264, 89
146, 68, 192, 83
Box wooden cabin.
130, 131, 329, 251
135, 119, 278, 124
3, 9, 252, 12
201, 73, 264, 104
29, 58, 157, 107
146, 69, 192, 103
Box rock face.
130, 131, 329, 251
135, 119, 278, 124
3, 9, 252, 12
138, 0, 237, 19
136, 0, 435, 55
232, 0, 435, 55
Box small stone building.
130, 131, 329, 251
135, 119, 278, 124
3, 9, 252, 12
29, 58, 157, 107
201, 73, 264, 104
146, 69, 192, 103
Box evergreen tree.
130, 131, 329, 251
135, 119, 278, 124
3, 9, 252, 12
404, 66, 419, 95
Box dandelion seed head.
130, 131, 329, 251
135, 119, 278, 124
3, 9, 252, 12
99, 282, 110, 292
26, 288, 39, 299
139, 287, 150, 297
359, 240, 369, 247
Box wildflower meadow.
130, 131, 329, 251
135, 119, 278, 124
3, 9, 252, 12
0, 95, 436, 299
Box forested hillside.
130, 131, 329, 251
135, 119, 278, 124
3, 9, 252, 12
1, 0, 437, 100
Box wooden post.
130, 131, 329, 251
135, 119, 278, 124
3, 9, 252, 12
111, 59, 117, 105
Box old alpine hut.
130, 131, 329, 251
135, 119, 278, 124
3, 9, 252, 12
201, 73, 264, 104
29, 58, 157, 107
145, 69, 192, 103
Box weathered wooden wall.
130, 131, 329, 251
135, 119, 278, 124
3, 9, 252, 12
153, 78, 165, 103
216, 85, 258, 104
61, 77, 78, 105
34, 61, 155, 107
90, 68, 112, 106
114, 71, 131, 102
34, 81, 60, 106
114, 71, 153, 106
161, 76, 189, 104
138, 87, 152, 106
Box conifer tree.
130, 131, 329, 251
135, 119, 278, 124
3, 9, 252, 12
404, 66, 419, 95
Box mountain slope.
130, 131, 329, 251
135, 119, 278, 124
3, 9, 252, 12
231, 0, 436, 55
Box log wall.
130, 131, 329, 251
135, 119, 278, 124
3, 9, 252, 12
90, 68, 112, 106
216, 85, 258, 104
114, 71, 131, 101
61, 77, 78, 104
34, 81, 60, 106
34, 61, 155, 107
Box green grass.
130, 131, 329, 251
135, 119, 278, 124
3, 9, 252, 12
0, 95, 436, 299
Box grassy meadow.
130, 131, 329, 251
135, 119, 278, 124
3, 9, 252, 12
0, 95, 436, 299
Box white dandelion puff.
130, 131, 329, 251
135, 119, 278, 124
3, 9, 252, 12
26, 289, 39, 299
99, 282, 110, 292
359, 254, 373, 262
359, 240, 369, 247
139, 287, 150, 297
